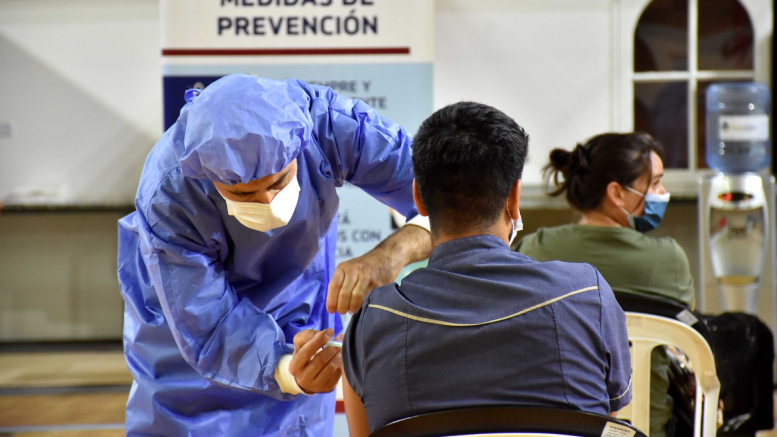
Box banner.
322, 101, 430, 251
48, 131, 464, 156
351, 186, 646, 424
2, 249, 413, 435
161, 0, 434, 263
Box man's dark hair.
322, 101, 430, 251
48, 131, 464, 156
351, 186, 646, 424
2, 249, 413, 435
412, 101, 529, 235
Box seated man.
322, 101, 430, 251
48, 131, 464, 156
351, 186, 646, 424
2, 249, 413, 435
341, 101, 633, 435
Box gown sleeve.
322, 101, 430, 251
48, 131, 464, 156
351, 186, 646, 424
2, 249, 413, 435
300, 81, 419, 220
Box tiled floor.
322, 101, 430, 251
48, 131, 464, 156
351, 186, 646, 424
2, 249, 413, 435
0, 351, 129, 436
0, 351, 774, 436
0, 352, 131, 388
1, 433, 123, 437
0, 392, 127, 428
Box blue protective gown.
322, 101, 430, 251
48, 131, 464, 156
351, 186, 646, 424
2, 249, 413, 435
117, 74, 418, 436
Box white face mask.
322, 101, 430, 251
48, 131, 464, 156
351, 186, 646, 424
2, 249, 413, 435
220, 173, 300, 232
508, 210, 523, 244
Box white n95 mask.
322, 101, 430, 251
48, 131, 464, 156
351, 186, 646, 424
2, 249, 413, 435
221, 174, 301, 232
509, 210, 523, 244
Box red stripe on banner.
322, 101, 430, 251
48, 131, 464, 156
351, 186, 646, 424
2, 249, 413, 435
161, 47, 410, 56
335, 400, 345, 414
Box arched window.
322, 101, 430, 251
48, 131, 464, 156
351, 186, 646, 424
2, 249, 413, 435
615, 0, 769, 177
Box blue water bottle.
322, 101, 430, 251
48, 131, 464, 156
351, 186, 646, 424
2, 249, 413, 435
706, 82, 771, 172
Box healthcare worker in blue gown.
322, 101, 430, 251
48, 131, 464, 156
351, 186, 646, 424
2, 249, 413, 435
117, 74, 432, 436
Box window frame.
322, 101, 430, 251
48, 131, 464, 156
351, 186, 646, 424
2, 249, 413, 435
613, 0, 772, 191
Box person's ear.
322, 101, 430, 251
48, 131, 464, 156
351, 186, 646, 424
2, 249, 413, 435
507, 179, 521, 218
413, 180, 429, 217
605, 181, 626, 208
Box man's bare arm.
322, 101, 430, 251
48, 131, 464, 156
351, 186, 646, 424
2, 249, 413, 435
343, 373, 371, 437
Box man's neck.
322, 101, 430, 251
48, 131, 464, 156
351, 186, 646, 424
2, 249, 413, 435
432, 224, 508, 249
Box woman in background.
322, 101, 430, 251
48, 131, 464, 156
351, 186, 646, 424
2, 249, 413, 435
514, 132, 691, 437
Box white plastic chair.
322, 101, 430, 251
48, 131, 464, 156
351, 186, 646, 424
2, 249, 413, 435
616, 313, 720, 437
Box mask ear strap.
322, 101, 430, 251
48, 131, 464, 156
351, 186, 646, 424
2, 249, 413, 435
623, 184, 648, 212
623, 185, 646, 198
619, 205, 636, 229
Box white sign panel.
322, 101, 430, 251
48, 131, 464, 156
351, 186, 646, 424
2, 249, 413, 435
161, 0, 434, 263
161, 0, 433, 64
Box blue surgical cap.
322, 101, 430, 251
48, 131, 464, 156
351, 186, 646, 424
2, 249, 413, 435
179, 74, 312, 185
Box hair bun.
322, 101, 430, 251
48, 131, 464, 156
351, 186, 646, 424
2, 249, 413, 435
548, 148, 572, 171
544, 144, 590, 198
570, 143, 590, 172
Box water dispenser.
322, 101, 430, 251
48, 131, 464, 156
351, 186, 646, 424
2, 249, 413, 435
698, 82, 775, 330
706, 83, 770, 172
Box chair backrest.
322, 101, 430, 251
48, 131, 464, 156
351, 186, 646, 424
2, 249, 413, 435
369, 406, 647, 437
444, 434, 613, 437
613, 292, 715, 351
617, 313, 720, 437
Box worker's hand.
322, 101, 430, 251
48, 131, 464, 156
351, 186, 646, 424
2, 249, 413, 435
327, 224, 432, 315
289, 329, 343, 394
326, 248, 399, 314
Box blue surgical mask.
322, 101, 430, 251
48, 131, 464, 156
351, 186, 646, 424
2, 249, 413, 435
620, 186, 670, 233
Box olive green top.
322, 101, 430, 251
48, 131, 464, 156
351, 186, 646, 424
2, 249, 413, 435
514, 224, 695, 308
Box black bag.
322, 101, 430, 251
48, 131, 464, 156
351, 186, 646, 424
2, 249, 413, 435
666, 348, 696, 437
612, 293, 774, 436
704, 313, 774, 434
666, 313, 774, 437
